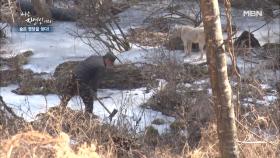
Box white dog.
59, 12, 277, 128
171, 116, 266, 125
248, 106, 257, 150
173, 25, 206, 60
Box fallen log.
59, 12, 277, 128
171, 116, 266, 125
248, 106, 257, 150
54, 61, 155, 94
11, 59, 211, 95
10, 61, 156, 95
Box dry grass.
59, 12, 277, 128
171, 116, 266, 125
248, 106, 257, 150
0, 131, 100, 158
1, 101, 280, 157
188, 121, 280, 158
2, 121, 277, 158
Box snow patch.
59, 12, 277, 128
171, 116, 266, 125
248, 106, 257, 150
0, 84, 174, 133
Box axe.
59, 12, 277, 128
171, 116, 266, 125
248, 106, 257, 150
95, 97, 118, 121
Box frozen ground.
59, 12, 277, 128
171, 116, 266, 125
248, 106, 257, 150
1, 83, 174, 133
1, 22, 94, 73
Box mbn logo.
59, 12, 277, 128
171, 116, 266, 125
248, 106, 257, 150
243, 10, 263, 17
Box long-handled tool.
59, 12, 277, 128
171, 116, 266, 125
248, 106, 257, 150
95, 97, 118, 121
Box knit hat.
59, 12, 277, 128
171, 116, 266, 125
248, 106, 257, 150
104, 52, 117, 62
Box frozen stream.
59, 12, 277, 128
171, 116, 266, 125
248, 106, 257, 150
0, 1, 279, 133
0, 21, 178, 133
0, 84, 175, 133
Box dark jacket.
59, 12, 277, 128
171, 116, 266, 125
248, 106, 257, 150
74, 56, 106, 90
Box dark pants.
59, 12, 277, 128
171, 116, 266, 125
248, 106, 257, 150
77, 80, 96, 113
60, 78, 96, 113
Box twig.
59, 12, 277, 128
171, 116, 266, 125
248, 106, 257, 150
251, 13, 280, 34
235, 119, 275, 146
237, 141, 273, 144
0, 23, 8, 31
243, 59, 259, 64
0, 96, 21, 119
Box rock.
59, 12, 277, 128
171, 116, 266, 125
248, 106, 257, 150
151, 118, 165, 125
145, 126, 159, 136
170, 120, 186, 132
234, 31, 261, 48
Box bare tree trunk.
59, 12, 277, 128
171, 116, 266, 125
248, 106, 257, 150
199, 0, 239, 157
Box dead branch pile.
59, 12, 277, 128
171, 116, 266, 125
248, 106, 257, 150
17, 60, 209, 95
2, 52, 210, 96
143, 83, 213, 121
143, 1, 202, 27
145, 17, 172, 33
126, 27, 168, 47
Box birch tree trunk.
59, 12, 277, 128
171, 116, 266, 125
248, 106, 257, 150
199, 0, 239, 157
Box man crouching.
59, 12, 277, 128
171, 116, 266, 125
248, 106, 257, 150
58, 53, 117, 114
